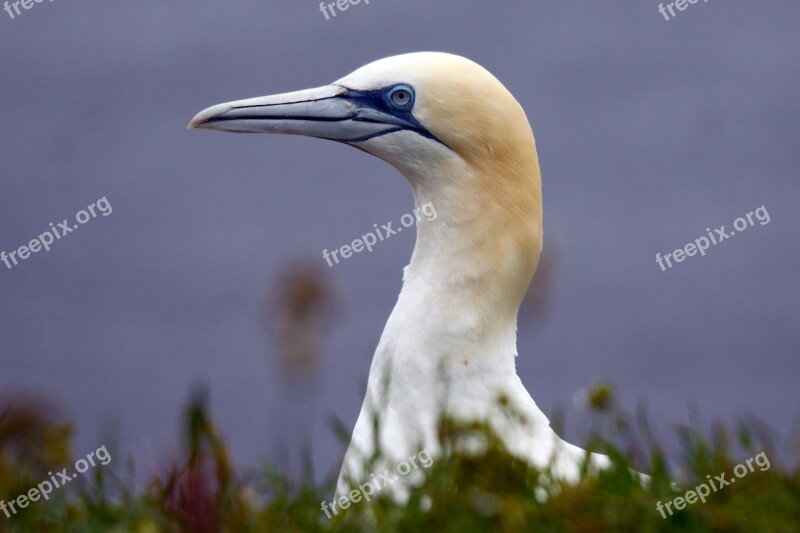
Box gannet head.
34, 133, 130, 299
189, 52, 539, 189
191, 52, 542, 311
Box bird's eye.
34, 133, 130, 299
386, 85, 415, 110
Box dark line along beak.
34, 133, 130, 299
188, 85, 422, 143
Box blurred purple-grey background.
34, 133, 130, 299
1, 1, 798, 481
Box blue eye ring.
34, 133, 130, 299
385, 85, 415, 110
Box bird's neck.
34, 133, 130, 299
344, 140, 545, 471
385, 151, 543, 371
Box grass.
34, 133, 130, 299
0, 383, 798, 532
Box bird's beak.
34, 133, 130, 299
188, 84, 413, 143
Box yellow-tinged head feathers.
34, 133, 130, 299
337, 52, 538, 166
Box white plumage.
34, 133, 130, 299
190, 52, 613, 499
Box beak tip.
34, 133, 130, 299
188, 113, 213, 131
189, 103, 232, 131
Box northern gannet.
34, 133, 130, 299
190, 52, 613, 497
